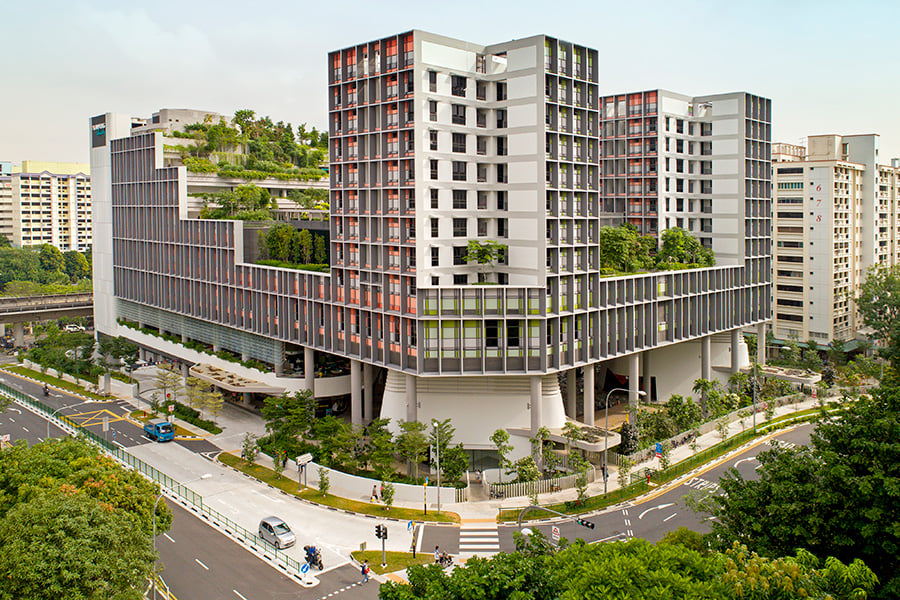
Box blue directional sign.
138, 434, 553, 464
300, 563, 310, 574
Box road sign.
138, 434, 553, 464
168, 404, 174, 413
407, 520, 414, 533
300, 563, 309, 574
0, 434, 9, 442
102, 416, 109, 432
296, 453, 313, 466
551, 526, 560, 542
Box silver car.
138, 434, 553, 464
258, 516, 296, 549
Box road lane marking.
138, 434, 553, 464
21, 427, 28, 433
733, 457, 756, 468
663, 513, 677, 522
195, 558, 209, 570
234, 591, 249, 600
8, 407, 20, 414
8, 418, 13, 422
638, 502, 674, 520
164, 533, 175, 543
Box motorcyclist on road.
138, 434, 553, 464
42, 384, 49, 396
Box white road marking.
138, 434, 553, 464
8, 407, 20, 414
684, 477, 721, 492
195, 558, 209, 570
21, 427, 28, 433
8, 418, 13, 423
663, 513, 678, 522
164, 533, 175, 543
733, 457, 757, 468
638, 503, 675, 520
233, 590, 249, 600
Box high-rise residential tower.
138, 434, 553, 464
92, 31, 771, 461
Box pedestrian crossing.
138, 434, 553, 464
459, 520, 500, 555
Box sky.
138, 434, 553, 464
1, 0, 899, 164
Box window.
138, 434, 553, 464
452, 104, 466, 125
452, 189, 467, 209
454, 274, 468, 285
453, 218, 467, 237
496, 82, 507, 101
476, 81, 486, 101
496, 136, 508, 156
431, 247, 439, 266
451, 75, 467, 97
430, 130, 438, 150
453, 246, 468, 265
496, 164, 507, 183
496, 109, 507, 128
430, 218, 439, 237
497, 191, 507, 211
452, 161, 467, 181
428, 71, 437, 92
430, 188, 439, 209
431, 276, 439, 285
430, 159, 438, 180
497, 218, 508, 238
452, 133, 467, 153
477, 191, 488, 210
497, 273, 508, 284
506, 320, 520, 347
477, 218, 488, 236
429, 101, 437, 121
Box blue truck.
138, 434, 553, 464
143, 418, 175, 442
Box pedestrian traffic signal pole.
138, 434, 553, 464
375, 524, 388, 567
515, 505, 596, 530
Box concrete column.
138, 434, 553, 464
628, 353, 640, 410
350, 359, 362, 426
405, 374, 417, 422
181, 363, 189, 378
363, 363, 374, 423
583, 366, 595, 426
757, 322, 766, 365
182, 334, 188, 344
0, 323, 6, 337
731, 328, 741, 374
304, 347, 315, 395
530, 375, 543, 435
241, 352, 249, 362
566, 369, 577, 418
701, 335, 711, 381
242, 392, 252, 408
12, 322, 23, 348
642, 350, 652, 401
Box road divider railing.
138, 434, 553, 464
0, 382, 311, 583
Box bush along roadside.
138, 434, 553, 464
162, 401, 222, 435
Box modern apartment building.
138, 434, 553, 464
92, 31, 770, 460
771, 134, 900, 344
0, 161, 92, 251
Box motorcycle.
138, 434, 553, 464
42, 385, 49, 397
304, 545, 324, 570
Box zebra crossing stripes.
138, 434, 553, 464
459, 520, 500, 554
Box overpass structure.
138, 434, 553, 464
0, 293, 94, 346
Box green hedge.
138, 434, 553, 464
171, 401, 222, 434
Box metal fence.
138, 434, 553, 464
1, 382, 306, 580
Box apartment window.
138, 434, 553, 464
453, 246, 468, 265
429, 101, 437, 121
451, 75, 467, 97
497, 273, 508, 285
497, 218, 508, 238
452, 189, 467, 209
477, 218, 488, 236
496, 163, 507, 183
477, 109, 487, 128
430, 130, 438, 150
486, 320, 499, 348
476, 81, 486, 101
497, 191, 507, 211
452, 161, 467, 181
452, 133, 467, 153
428, 71, 437, 92
430, 159, 439, 180
431, 247, 439, 266
506, 320, 520, 347
430, 218, 439, 237
453, 218, 467, 237
430, 188, 439, 209
454, 274, 468, 285
496, 109, 507, 128
431, 276, 439, 285
477, 191, 488, 209
701, 122, 712, 136
497, 136, 508, 156
676, 119, 684, 134
452, 104, 466, 125
496, 82, 507, 101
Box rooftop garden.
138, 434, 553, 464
168, 110, 328, 182
598, 225, 715, 275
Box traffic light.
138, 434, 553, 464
575, 518, 595, 530
375, 524, 388, 539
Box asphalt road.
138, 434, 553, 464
417, 423, 815, 553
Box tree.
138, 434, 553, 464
512, 456, 540, 483
203, 388, 224, 423
692, 378, 720, 419
707, 385, 900, 595
241, 433, 259, 463
381, 481, 395, 511
152, 363, 183, 414
316, 466, 329, 496
658, 440, 672, 470
184, 376, 208, 416
656, 227, 715, 268
561, 422, 583, 461
568, 452, 590, 504
63, 250, 90, 281
297, 229, 314, 264
597, 224, 655, 274
261, 390, 316, 442
619, 421, 639, 454
395, 420, 428, 480
428, 418, 455, 474
464, 240, 507, 278
38, 244, 65, 274
0, 491, 157, 600
491, 428, 513, 485
665, 394, 703, 432
365, 418, 395, 481
617, 456, 632, 489
530, 426, 554, 473
313, 234, 328, 263
716, 417, 729, 440
856, 265, 900, 356
441, 444, 469, 483
0, 233, 10, 248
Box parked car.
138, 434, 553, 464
64, 324, 86, 332
258, 516, 296, 549
143, 419, 174, 442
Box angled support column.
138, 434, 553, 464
566, 369, 577, 418
757, 322, 766, 366
701, 335, 711, 381
731, 328, 741, 374
530, 375, 543, 436
583, 366, 595, 426
350, 360, 362, 426
304, 347, 315, 396
642, 351, 652, 401
405, 374, 417, 423
628, 353, 640, 411
363, 363, 374, 423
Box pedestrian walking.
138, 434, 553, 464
434, 545, 441, 563
372, 484, 379, 502
360, 560, 370, 583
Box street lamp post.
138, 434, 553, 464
432, 419, 441, 515
47, 400, 92, 439
603, 387, 646, 496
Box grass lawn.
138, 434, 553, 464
129, 410, 199, 438
2, 365, 108, 401
350, 551, 434, 575
218, 452, 459, 523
